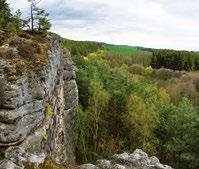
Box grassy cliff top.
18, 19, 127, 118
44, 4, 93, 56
0, 30, 51, 81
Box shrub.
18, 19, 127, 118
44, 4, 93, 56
154, 68, 173, 80
17, 43, 35, 59
0, 30, 10, 46
193, 76, 199, 92
129, 64, 145, 75
45, 103, 54, 117
0, 48, 18, 59
145, 66, 154, 76
154, 68, 186, 80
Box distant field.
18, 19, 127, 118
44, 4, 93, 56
104, 44, 152, 66
104, 44, 152, 56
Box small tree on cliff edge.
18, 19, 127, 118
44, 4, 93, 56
0, 0, 23, 34
0, 0, 12, 29
27, 0, 51, 32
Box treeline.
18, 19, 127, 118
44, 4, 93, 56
151, 49, 199, 71
62, 39, 102, 56
0, 0, 51, 34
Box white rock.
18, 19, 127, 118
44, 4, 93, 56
96, 160, 112, 169
112, 152, 129, 161
149, 156, 160, 165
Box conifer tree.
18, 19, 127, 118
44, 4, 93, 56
27, 0, 51, 31
0, 0, 12, 29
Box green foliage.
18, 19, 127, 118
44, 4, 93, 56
144, 66, 153, 76
151, 49, 199, 71
38, 17, 51, 31
62, 39, 102, 56
0, 0, 12, 29
64, 36, 199, 169
105, 44, 152, 66
123, 95, 159, 154
105, 44, 152, 56
27, 0, 51, 32
75, 73, 110, 162
0, 0, 23, 34
128, 64, 145, 75
45, 103, 54, 117
8, 10, 23, 34
164, 98, 199, 169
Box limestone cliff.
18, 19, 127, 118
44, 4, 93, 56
0, 31, 78, 168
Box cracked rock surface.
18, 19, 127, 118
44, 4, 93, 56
0, 32, 78, 168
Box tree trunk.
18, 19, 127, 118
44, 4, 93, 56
31, 4, 34, 30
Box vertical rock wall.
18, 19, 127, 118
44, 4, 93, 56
0, 33, 78, 168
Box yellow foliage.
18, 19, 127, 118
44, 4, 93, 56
159, 89, 171, 102
125, 95, 159, 154
45, 103, 54, 117
83, 56, 89, 61
144, 66, 154, 76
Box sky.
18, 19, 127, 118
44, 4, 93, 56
7, 0, 199, 51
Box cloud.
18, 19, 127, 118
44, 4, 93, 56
7, 0, 199, 50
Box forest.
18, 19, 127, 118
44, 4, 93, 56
62, 39, 199, 169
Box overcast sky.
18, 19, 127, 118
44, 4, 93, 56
7, 0, 199, 51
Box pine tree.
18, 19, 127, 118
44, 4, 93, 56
27, 0, 51, 31
8, 10, 23, 34
0, 0, 12, 29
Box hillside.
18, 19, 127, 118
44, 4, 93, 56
62, 38, 199, 169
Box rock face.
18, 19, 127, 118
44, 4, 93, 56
81, 149, 173, 169
0, 32, 78, 168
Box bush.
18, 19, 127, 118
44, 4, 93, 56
154, 68, 186, 80
0, 30, 10, 46
129, 64, 145, 75
193, 76, 199, 92
155, 68, 172, 80
0, 48, 18, 59
145, 66, 153, 76
45, 103, 54, 117
17, 43, 35, 59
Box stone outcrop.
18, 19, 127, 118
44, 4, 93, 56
0, 32, 78, 168
81, 149, 173, 169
